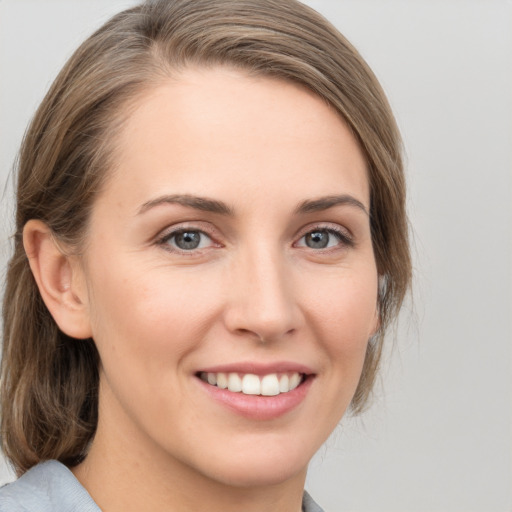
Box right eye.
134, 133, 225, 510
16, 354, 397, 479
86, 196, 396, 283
159, 229, 215, 252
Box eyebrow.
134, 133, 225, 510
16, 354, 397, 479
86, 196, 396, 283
138, 194, 234, 216
138, 193, 368, 217
295, 195, 369, 216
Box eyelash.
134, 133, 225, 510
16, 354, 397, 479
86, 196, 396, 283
156, 227, 218, 254
295, 225, 354, 251
156, 224, 354, 254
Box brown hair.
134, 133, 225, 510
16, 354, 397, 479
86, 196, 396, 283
1, 0, 411, 475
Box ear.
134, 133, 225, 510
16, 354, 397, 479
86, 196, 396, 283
23, 219, 92, 339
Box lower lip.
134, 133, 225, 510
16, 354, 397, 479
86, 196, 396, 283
197, 376, 314, 421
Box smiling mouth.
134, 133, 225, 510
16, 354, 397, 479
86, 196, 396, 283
198, 371, 306, 396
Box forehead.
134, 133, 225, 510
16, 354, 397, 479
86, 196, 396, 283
101, 66, 369, 213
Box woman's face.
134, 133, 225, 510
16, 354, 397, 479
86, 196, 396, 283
79, 67, 378, 487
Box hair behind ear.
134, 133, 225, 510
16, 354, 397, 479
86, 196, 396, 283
1, 241, 99, 475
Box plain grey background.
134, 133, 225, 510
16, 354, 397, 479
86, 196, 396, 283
0, 1, 511, 511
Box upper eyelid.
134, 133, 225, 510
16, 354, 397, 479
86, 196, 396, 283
296, 228, 353, 246
295, 222, 353, 240
159, 228, 211, 242
155, 221, 218, 240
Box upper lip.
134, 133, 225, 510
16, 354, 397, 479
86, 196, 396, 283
196, 361, 314, 376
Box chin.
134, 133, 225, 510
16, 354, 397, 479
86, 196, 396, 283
189, 438, 313, 489
206, 459, 308, 489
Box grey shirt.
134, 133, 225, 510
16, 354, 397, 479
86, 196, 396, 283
0, 461, 324, 512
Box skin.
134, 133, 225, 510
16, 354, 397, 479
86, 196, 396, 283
25, 67, 379, 512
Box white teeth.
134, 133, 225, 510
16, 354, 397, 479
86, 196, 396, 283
216, 372, 228, 389
201, 371, 304, 396
242, 374, 261, 395
289, 373, 301, 391
227, 373, 242, 392
279, 374, 289, 393
261, 374, 280, 396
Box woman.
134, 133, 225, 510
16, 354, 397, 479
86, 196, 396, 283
0, 0, 411, 510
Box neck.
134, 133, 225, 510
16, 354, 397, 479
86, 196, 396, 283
72, 386, 307, 512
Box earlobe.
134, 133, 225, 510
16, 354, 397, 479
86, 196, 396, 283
23, 220, 92, 339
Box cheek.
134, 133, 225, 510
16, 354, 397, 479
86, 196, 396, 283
294, 268, 378, 437
86, 258, 221, 365
305, 268, 378, 366
84, 262, 221, 427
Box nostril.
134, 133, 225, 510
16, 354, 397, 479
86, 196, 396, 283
233, 326, 296, 344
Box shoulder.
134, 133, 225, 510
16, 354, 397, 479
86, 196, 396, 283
302, 490, 325, 512
0, 460, 100, 512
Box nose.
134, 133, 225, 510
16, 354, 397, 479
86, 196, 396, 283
223, 246, 302, 343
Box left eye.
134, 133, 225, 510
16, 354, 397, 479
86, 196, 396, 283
296, 229, 346, 249
161, 230, 213, 251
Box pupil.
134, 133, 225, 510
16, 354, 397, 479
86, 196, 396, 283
175, 231, 201, 250
306, 231, 328, 249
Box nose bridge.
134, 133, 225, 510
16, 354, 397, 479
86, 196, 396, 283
225, 239, 299, 341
